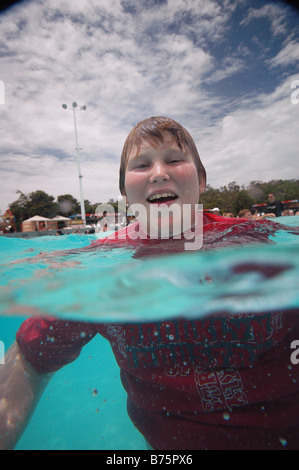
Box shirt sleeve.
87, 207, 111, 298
16, 316, 98, 373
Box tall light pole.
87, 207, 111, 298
62, 102, 87, 227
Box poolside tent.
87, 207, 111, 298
52, 215, 71, 229
21, 215, 57, 233
52, 215, 71, 221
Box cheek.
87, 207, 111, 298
124, 173, 144, 202
180, 168, 200, 197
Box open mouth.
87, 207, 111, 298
147, 192, 179, 204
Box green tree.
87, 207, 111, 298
84, 199, 95, 214
9, 190, 57, 231
57, 194, 80, 216
200, 185, 222, 210
9, 191, 30, 231
248, 179, 299, 204
27, 190, 57, 218
221, 182, 255, 215
201, 182, 255, 215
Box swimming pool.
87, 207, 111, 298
1, 216, 299, 449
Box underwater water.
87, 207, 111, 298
0, 232, 147, 450
0, 216, 299, 449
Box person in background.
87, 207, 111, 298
265, 193, 284, 217
282, 209, 294, 216
97, 210, 108, 232
238, 209, 253, 220
211, 207, 220, 215
239, 208, 275, 220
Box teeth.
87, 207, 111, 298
148, 192, 177, 201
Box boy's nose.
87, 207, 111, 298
149, 162, 170, 183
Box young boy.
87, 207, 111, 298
1, 117, 299, 450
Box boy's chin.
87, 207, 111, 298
137, 201, 198, 238
147, 215, 190, 238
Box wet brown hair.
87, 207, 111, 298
119, 116, 206, 195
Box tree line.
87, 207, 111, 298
200, 179, 299, 216
7, 179, 299, 231
8, 190, 102, 231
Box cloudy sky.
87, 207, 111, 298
0, 0, 298, 213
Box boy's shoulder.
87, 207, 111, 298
89, 221, 140, 247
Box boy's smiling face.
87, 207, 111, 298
124, 135, 205, 236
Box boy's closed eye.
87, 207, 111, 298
167, 158, 184, 164
129, 160, 150, 170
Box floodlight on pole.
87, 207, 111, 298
62, 102, 87, 227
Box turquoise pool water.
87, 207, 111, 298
0, 216, 299, 449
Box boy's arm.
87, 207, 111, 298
0, 341, 52, 450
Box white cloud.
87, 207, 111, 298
240, 3, 288, 36
200, 74, 299, 189
268, 40, 299, 67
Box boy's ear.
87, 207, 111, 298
199, 177, 206, 196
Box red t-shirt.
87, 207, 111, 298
16, 213, 299, 449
